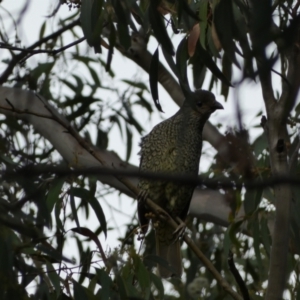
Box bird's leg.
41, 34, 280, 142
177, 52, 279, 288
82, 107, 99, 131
138, 190, 169, 221
173, 217, 186, 241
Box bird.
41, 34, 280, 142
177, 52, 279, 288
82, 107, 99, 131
137, 89, 223, 278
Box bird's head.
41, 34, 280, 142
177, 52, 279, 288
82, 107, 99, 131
183, 89, 223, 120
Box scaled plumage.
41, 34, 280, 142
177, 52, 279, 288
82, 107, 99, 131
138, 89, 223, 278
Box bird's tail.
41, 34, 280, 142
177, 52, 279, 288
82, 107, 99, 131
156, 227, 182, 278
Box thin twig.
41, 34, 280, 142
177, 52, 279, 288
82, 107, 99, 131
0, 37, 85, 56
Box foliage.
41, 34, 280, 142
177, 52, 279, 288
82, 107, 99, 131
1, 0, 300, 299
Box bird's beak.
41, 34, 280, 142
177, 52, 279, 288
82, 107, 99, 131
213, 101, 224, 110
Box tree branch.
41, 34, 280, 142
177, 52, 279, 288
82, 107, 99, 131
248, 5, 293, 298
0, 37, 85, 56
0, 18, 80, 84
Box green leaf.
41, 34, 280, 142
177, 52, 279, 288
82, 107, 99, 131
149, 273, 164, 300
177, 0, 199, 22
149, 47, 163, 112
161, 46, 179, 78
54, 198, 63, 231
244, 188, 263, 215
70, 188, 80, 228
260, 216, 271, 256
61, 79, 78, 93
116, 274, 128, 299
214, 0, 240, 68
46, 178, 64, 213
136, 258, 150, 290
199, 0, 208, 49
122, 79, 149, 91
73, 279, 97, 300
72, 187, 107, 238
134, 92, 153, 114
71, 227, 103, 252
31, 62, 55, 82
72, 75, 84, 94
143, 254, 175, 274
39, 21, 46, 40
80, 0, 93, 42
88, 196, 107, 238
232, 2, 254, 78
176, 37, 189, 88
87, 65, 101, 86
98, 57, 115, 77
95, 268, 113, 298
191, 55, 206, 89
106, 22, 116, 72
72, 54, 98, 64
253, 134, 268, 157
125, 125, 133, 162
221, 54, 232, 99
112, 0, 131, 50
46, 260, 61, 294
36, 243, 74, 264
81, 0, 102, 53
196, 43, 232, 87
148, 0, 174, 55
228, 220, 243, 247
223, 226, 232, 258
57, 293, 72, 300
252, 215, 263, 273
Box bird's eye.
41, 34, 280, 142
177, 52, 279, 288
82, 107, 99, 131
197, 101, 202, 107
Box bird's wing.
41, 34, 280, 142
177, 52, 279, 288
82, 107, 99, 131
137, 119, 178, 233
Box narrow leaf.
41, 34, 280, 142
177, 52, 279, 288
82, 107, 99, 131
214, 0, 240, 68
95, 268, 113, 298
112, 0, 131, 50
72, 187, 107, 238
149, 48, 163, 112
87, 196, 107, 238
134, 256, 150, 290
46, 178, 64, 213
80, 0, 93, 43
125, 125, 133, 161
177, 0, 199, 21
221, 54, 232, 99
73, 279, 97, 300
71, 227, 103, 252
176, 37, 189, 85
197, 44, 232, 86
106, 22, 116, 72
149, 273, 164, 299
46, 260, 61, 294
70, 188, 80, 229
148, 1, 174, 55
199, 0, 208, 49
